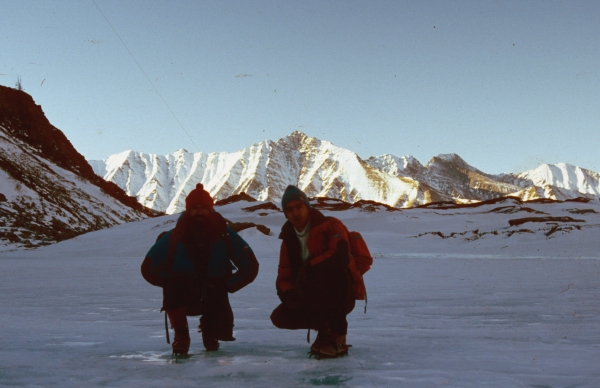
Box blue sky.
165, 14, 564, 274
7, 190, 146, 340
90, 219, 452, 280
1, 0, 599, 174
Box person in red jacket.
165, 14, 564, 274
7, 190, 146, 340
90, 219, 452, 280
270, 185, 361, 358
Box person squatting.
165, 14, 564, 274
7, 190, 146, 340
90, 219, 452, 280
271, 185, 366, 358
141, 183, 259, 355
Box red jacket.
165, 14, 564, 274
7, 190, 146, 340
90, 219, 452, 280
276, 208, 366, 300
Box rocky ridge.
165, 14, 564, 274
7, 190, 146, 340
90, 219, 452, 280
0, 86, 158, 250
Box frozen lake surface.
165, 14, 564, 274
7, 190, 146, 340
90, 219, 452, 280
1, 254, 598, 387
1, 198, 599, 387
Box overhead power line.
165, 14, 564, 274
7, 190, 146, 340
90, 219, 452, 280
92, 0, 200, 153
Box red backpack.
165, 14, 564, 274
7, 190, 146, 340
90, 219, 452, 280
343, 228, 373, 312
348, 231, 373, 275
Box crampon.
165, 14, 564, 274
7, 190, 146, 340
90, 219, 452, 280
307, 330, 351, 359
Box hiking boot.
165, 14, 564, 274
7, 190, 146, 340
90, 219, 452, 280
310, 330, 327, 354
317, 333, 349, 358
310, 329, 347, 358
334, 334, 349, 356
201, 332, 219, 351
172, 326, 190, 356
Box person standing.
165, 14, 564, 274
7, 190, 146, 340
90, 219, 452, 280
141, 183, 259, 356
270, 185, 364, 358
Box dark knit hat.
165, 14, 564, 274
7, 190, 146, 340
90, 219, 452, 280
185, 183, 213, 210
281, 185, 311, 210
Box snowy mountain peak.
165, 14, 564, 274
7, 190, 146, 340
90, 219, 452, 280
428, 153, 475, 171
366, 154, 424, 176
432, 153, 462, 163
516, 163, 600, 196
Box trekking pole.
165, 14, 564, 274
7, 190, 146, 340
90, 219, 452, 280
165, 311, 170, 344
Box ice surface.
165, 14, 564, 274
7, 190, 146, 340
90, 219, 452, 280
1, 199, 599, 387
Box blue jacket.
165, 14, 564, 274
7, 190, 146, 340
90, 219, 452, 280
142, 211, 259, 293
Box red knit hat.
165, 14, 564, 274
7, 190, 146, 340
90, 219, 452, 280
185, 183, 213, 210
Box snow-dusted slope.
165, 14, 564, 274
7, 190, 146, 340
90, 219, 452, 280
91, 132, 600, 214
0, 126, 146, 250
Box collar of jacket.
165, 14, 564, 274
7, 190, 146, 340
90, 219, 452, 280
278, 207, 327, 241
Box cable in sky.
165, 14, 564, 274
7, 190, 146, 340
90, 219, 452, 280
91, 0, 201, 153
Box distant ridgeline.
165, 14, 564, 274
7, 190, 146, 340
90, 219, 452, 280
0, 86, 160, 250
90, 132, 600, 214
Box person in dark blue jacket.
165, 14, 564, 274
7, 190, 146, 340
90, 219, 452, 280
141, 183, 259, 355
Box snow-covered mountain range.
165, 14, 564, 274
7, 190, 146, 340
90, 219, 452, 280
0, 86, 157, 250
90, 131, 600, 214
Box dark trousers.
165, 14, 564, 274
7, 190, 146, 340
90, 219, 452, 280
163, 276, 234, 340
270, 265, 355, 336
200, 291, 234, 340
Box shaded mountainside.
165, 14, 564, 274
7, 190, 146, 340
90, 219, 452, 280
91, 132, 600, 214
0, 86, 159, 250
367, 153, 522, 202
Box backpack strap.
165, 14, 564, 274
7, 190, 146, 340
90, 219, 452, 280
222, 230, 235, 267
363, 283, 368, 314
